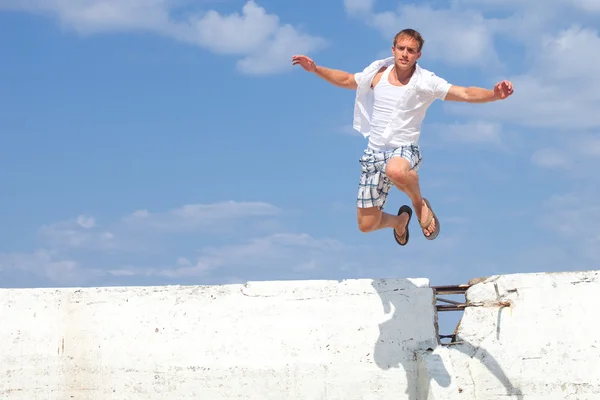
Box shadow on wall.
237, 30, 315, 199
370, 278, 443, 399
370, 280, 523, 400
449, 341, 524, 400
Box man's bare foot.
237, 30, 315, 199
418, 198, 439, 239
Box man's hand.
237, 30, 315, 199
291, 55, 316, 73
494, 80, 514, 100
291, 55, 357, 89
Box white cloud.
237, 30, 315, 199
447, 25, 600, 130
28, 201, 282, 255
559, 0, 600, 12
181, 2, 282, 54
235, 24, 326, 75
344, 1, 499, 67
0, 0, 327, 74
3, 196, 471, 287
538, 191, 600, 264
528, 132, 600, 172
37, 215, 119, 251
129, 232, 350, 279
344, 0, 374, 15
531, 148, 572, 169
0, 250, 89, 284
454, 0, 600, 13
123, 200, 280, 233
0, 200, 364, 286
0, 0, 173, 33
541, 193, 579, 209
524, 131, 600, 270
0, 197, 491, 289
76, 215, 96, 229
576, 136, 600, 157
431, 121, 503, 146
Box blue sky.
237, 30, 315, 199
1, 0, 599, 298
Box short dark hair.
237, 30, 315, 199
393, 29, 424, 51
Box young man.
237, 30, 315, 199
292, 28, 513, 246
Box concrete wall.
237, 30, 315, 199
444, 270, 600, 400
0, 278, 438, 399
1, 270, 599, 399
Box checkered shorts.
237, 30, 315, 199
357, 144, 422, 209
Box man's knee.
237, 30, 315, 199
385, 157, 413, 186
357, 207, 382, 232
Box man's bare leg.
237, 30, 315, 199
356, 206, 410, 237
385, 157, 436, 237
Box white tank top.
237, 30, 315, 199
368, 65, 409, 151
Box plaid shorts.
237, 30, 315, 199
357, 144, 422, 209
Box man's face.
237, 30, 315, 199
392, 36, 421, 69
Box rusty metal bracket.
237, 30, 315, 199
432, 282, 512, 345
432, 284, 470, 312
432, 284, 470, 345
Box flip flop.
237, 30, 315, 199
419, 197, 440, 240
394, 205, 412, 246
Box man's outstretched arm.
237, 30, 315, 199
444, 80, 514, 103
314, 65, 358, 89
292, 55, 357, 90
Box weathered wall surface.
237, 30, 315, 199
2, 270, 599, 399
418, 270, 600, 400
0, 278, 439, 399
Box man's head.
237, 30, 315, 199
392, 29, 423, 70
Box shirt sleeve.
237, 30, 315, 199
426, 73, 453, 100
354, 59, 383, 86
354, 71, 365, 86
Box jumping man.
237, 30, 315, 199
292, 28, 514, 246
